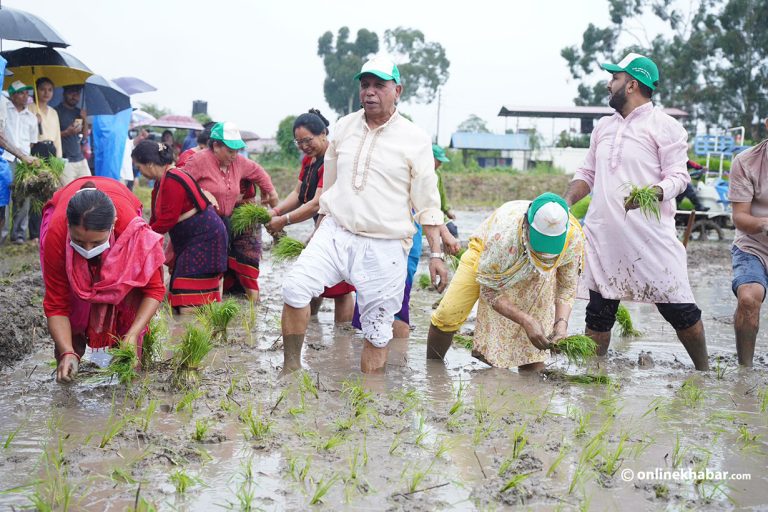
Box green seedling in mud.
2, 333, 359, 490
615, 304, 641, 337
309, 473, 341, 505
448, 379, 466, 416
142, 315, 166, 368
230, 204, 271, 236
229, 458, 257, 511
172, 324, 213, 389
393, 388, 423, 414
140, 399, 157, 432
568, 462, 592, 495
554, 335, 597, 365
333, 415, 355, 432
473, 390, 491, 424
402, 461, 434, 493
448, 248, 466, 272
110, 467, 137, 484
599, 432, 628, 476
320, 433, 346, 451
573, 410, 592, 438
298, 370, 319, 399
240, 404, 273, 440
196, 299, 240, 342
273, 236, 306, 262
176, 389, 203, 413
624, 183, 661, 221
678, 377, 703, 408
99, 406, 128, 448
511, 423, 528, 459
736, 424, 761, 447
193, 419, 210, 441
170, 469, 196, 494
453, 334, 473, 350
100, 341, 139, 385
288, 393, 307, 416
547, 443, 571, 477
500, 472, 532, 493
2, 422, 23, 449
287, 454, 312, 484
389, 433, 403, 455
670, 433, 687, 469
434, 437, 455, 459
713, 356, 732, 380
654, 483, 670, 500
414, 415, 432, 448
417, 273, 432, 290
759, 386, 768, 414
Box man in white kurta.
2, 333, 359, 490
564, 53, 709, 370
281, 56, 448, 374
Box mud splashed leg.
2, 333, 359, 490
426, 324, 454, 360
675, 320, 709, 371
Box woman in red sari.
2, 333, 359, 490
183, 122, 278, 302
132, 140, 228, 312
40, 177, 165, 383
265, 110, 354, 322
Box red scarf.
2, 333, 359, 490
66, 217, 164, 348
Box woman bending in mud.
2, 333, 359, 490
183, 122, 278, 302
265, 110, 355, 322
40, 177, 166, 383
425, 193, 585, 370
132, 140, 228, 313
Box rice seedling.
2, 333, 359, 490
99, 402, 128, 449
193, 419, 210, 441
697, 481, 735, 504
599, 432, 628, 476
417, 273, 432, 290
453, 334, 473, 350
28, 435, 81, 512
565, 373, 612, 385
448, 248, 466, 272
389, 433, 403, 455
141, 315, 166, 368
500, 472, 531, 493
309, 473, 341, 505
195, 299, 240, 342
273, 236, 306, 262
547, 443, 570, 477
13, 157, 64, 213
100, 341, 139, 385
615, 304, 641, 337
473, 390, 491, 424
176, 389, 203, 413
320, 433, 346, 451
434, 437, 455, 459
140, 399, 157, 432
624, 183, 661, 221
670, 433, 687, 469
511, 423, 528, 459
230, 203, 271, 236
240, 404, 273, 440
448, 379, 466, 416
172, 324, 213, 389
713, 356, 731, 380
759, 386, 768, 413
231, 458, 257, 511
2, 422, 23, 449
110, 467, 137, 484
568, 462, 591, 495
402, 461, 434, 493
736, 424, 760, 447
554, 335, 597, 365
678, 377, 703, 408
287, 454, 312, 483
347, 447, 362, 481
299, 370, 319, 399
414, 415, 432, 448
170, 469, 196, 494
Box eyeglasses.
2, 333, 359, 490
293, 136, 315, 147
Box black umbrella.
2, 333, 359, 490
0, 6, 69, 48
83, 75, 131, 116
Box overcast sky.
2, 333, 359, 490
7, 0, 615, 144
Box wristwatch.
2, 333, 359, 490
429, 252, 445, 261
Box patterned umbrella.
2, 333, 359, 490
149, 115, 203, 131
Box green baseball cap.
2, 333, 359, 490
354, 55, 401, 84
601, 52, 659, 91
210, 122, 246, 150
8, 80, 33, 95
432, 144, 449, 163
528, 193, 570, 255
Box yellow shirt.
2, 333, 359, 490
28, 104, 62, 158
319, 109, 443, 242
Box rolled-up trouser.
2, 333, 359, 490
585, 289, 702, 332
431, 238, 483, 332
282, 217, 408, 347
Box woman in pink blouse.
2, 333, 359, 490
183, 122, 278, 302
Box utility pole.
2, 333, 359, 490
435, 88, 441, 144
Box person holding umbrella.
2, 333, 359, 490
183, 122, 278, 302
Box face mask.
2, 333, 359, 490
70, 229, 111, 260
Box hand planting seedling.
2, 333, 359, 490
615, 304, 641, 337
230, 204, 271, 236
272, 236, 306, 262
553, 335, 597, 365
623, 183, 661, 221
196, 299, 240, 342
100, 341, 139, 385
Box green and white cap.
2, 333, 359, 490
354, 55, 401, 84
210, 122, 246, 150
601, 52, 659, 90
432, 144, 450, 162
8, 80, 32, 95
528, 192, 570, 255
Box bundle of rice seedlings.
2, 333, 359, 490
272, 236, 306, 262
565, 373, 612, 385
101, 341, 139, 385
448, 248, 466, 272
172, 325, 213, 389
230, 204, 271, 236
417, 273, 432, 290
616, 304, 641, 337
13, 158, 65, 213
141, 315, 166, 368
553, 335, 597, 366
196, 299, 240, 342
624, 184, 660, 221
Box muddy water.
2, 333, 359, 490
1, 212, 767, 511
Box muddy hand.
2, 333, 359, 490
57, 354, 79, 383
523, 317, 549, 350
429, 258, 449, 293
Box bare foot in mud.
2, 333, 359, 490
361, 341, 388, 374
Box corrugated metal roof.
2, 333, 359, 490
498, 105, 688, 119
450, 132, 531, 151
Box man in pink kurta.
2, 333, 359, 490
564, 53, 709, 370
